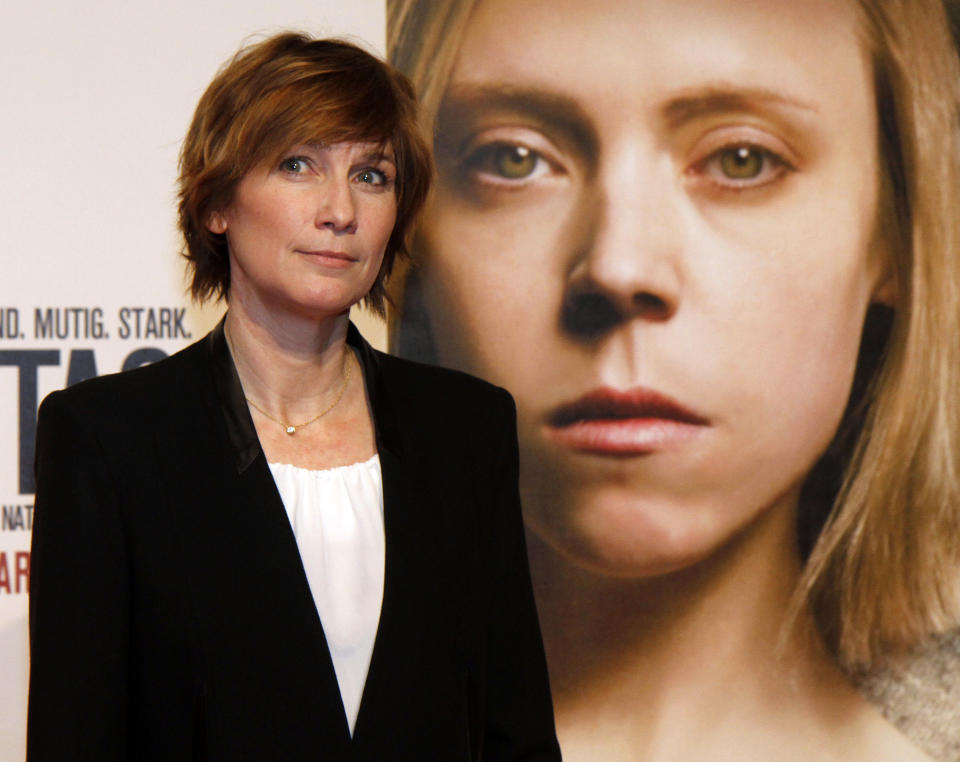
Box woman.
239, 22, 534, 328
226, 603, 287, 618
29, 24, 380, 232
387, 0, 960, 759
27, 33, 561, 761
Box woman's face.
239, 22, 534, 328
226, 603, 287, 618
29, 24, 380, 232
418, 0, 892, 576
211, 141, 397, 321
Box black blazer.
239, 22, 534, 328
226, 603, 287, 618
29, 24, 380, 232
27, 322, 561, 761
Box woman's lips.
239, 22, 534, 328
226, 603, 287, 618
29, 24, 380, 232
298, 249, 356, 267
546, 387, 710, 455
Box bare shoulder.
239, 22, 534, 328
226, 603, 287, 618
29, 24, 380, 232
776, 695, 935, 762
852, 705, 934, 762
772, 663, 937, 762
760, 697, 931, 762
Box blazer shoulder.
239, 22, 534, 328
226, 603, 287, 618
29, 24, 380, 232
373, 348, 515, 416
38, 336, 210, 424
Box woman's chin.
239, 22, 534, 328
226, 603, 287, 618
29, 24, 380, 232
524, 493, 726, 580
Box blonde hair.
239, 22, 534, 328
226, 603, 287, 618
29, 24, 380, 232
798, 0, 960, 668
387, 0, 960, 668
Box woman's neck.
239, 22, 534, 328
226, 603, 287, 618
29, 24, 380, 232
223, 294, 377, 471
529, 491, 897, 761
224, 292, 351, 423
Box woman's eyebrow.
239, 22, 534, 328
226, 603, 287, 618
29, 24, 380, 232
354, 148, 396, 166
437, 84, 598, 159
369, 151, 396, 165
663, 86, 821, 128
301, 142, 395, 165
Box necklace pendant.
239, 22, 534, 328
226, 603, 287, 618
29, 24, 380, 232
285, 426, 296, 435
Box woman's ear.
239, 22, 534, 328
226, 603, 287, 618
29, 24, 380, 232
871, 267, 897, 306
867, 220, 898, 307
206, 211, 228, 234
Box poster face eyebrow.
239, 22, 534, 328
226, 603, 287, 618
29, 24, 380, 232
436, 85, 598, 163
660, 86, 821, 130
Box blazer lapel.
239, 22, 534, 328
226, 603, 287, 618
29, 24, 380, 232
347, 332, 477, 757
170, 327, 354, 751
350, 442, 424, 743
194, 320, 421, 751
347, 325, 425, 745
236, 454, 354, 740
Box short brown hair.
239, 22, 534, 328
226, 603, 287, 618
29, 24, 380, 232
178, 32, 432, 315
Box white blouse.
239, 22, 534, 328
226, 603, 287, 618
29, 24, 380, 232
268, 455, 385, 736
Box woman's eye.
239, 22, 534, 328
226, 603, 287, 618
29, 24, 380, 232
280, 156, 309, 174
462, 142, 549, 183
356, 168, 389, 186
720, 146, 763, 179
696, 144, 790, 189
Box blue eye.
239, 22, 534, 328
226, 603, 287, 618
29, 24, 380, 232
356, 168, 389, 186
280, 156, 309, 173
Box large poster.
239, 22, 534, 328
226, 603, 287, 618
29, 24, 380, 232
387, 0, 960, 760
0, 2, 385, 758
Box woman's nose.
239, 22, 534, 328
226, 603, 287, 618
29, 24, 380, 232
315, 178, 357, 234
563, 165, 682, 338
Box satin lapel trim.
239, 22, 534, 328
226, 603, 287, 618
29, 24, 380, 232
237, 455, 354, 744
350, 440, 422, 743
202, 329, 353, 746
347, 324, 411, 742
207, 318, 401, 745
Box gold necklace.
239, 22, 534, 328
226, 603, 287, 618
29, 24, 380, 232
225, 324, 352, 435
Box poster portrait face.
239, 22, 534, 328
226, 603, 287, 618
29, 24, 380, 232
393, 0, 891, 577
391, 0, 960, 753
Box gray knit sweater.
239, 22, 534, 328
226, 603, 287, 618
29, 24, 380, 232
859, 629, 960, 761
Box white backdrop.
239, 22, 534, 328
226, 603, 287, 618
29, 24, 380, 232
0, 2, 386, 756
